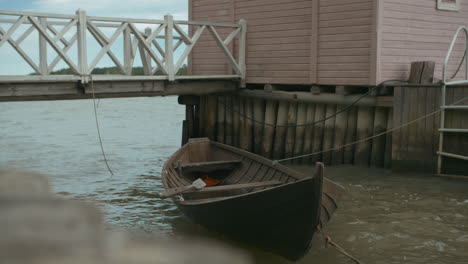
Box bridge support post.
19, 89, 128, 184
39, 17, 47, 75
76, 9, 88, 81
165, 15, 175, 81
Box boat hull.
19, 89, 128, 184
176, 177, 322, 261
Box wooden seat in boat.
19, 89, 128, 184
178, 159, 242, 174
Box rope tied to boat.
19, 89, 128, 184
316, 225, 362, 264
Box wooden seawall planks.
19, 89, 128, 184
194, 91, 394, 168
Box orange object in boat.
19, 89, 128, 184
202, 176, 220, 187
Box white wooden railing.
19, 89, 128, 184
0, 9, 246, 83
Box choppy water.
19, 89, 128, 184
1, 97, 468, 263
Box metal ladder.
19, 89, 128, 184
437, 26, 468, 177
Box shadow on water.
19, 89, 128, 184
1, 97, 468, 263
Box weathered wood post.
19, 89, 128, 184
262, 100, 277, 159
284, 102, 298, 160
311, 104, 325, 163
332, 104, 348, 165
273, 101, 289, 160
354, 106, 374, 166
165, 15, 175, 81
371, 107, 388, 167
393, 61, 436, 171
76, 9, 88, 76
139, 28, 152, 75
322, 104, 337, 165
253, 98, 265, 154
293, 103, 307, 164
302, 104, 315, 164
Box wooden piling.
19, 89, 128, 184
224, 96, 233, 146
384, 109, 393, 168
322, 104, 337, 165
293, 103, 307, 164
240, 97, 253, 152
370, 107, 388, 167
216, 95, 225, 143
199, 96, 206, 137
285, 102, 298, 160
253, 98, 265, 154
331, 105, 348, 165
232, 96, 240, 148
354, 106, 374, 166
311, 104, 325, 163
273, 101, 289, 160
194, 103, 200, 138
302, 104, 315, 164
344, 107, 358, 164
262, 100, 277, 159
205, 95, 217, 141
186, 105, 194, 139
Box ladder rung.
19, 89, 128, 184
437, 151, 468, 161
439, 128, 468, 133
441, 105, 468, 109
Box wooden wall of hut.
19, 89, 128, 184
183, 92, 394, 168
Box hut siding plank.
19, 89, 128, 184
190, 0, 374, 85
379, 0, 468, 83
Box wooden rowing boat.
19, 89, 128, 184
161, 138, 344, 261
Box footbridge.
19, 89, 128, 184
0, 9, 246, 101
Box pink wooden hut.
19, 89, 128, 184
189, 0, 468, 86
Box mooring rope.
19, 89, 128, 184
218, 80, 407, 128
274, 94, 468, 163
316, 225, 362, 264
90, 76, 114, 176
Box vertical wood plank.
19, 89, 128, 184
302, 104, 316, 164
322, 104, 336, 165
400, 86, 411, 165
253, 98, 265, 154
199, 95, 206, 137
407, 86, 419, 167
262, 100, 278, 159
384, 108, 393, 169
311, 104, 325, 163
284, 102, 297, 160
293, 103, 307, 164
224, 96, 233, 146
239, 97, 246, 150
331, 104, 348, 165
392, 86, 402, 164
424, 86, 436, 172
416, 86, 428, 170
344, 107, 358, 164
354, 106, 374, 166
240, 97, 253, 152
370, 107, 388, 167
186, 105, 194, 140
216, 95, 225, 143
273, 101, 289, 160
205, 95, 217, 141
232, 96, 240, 148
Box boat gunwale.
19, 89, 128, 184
178, 177, 315, 206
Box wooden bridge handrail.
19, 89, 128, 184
0, 9, 246, 85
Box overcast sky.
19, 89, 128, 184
0, 0, 188, 74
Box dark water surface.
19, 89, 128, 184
1, 97, 468, 263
